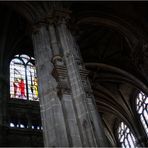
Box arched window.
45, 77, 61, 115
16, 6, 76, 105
118, 122, 137, 148
136, 91, 148, 136
10, 54, 39, 101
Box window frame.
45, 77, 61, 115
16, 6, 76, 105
9, 54, 38, 101
135, 91, 148, 137
116, 120, 137, 148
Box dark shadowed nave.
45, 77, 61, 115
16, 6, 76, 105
0, 1, 147, 147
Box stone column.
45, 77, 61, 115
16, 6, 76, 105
48, 21, 83, 146
32, 23, 69, 147
57, 15, 109, 146
48, 24, 60, 57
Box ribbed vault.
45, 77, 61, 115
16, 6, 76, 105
85, 63, 148, 146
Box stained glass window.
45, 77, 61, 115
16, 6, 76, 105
10, 54, 39, 101
136, 91, 148, 136
118, 122, 137, 148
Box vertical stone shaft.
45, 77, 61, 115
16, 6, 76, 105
69, 26, 109, 145
49, 24, 82, 146
57, 20, 108, 146
48, 24, 60, 56
32, 24, 69, 147
86, 78, 109, 146
58, 21, 98, 146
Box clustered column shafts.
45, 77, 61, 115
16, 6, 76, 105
32, 9, 109, 147
48, 20, 83, 146
57, 21, 96, 146
57, 16, 108, 146
48, 24, 60, 57
32, 23, 69, 147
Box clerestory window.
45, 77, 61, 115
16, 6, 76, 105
117, 122, 137, 148
10, 54, 39, 101
136, 91, 148, 136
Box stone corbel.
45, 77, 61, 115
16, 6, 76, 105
52, 55, 64, 66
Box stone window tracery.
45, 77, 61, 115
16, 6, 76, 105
136, 91, 148, 136
118, 122, 137, 148
10, 54, 39, 101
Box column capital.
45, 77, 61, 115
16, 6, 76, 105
32, 8, 71, 32
32, 21, 47, 34
45, 9, 71, 25
45, 17, 55, 25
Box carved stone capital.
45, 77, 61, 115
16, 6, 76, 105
31, 5, 71, 33
32, 21, 47, 34
44, 8, 71, 26
45, 16, 56, 25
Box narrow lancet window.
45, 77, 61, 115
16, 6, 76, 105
136, 91, 148, 136
118, 122, 137, 148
